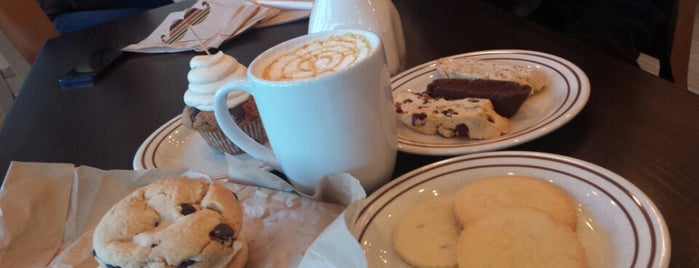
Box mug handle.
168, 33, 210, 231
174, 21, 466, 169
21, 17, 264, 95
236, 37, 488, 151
213, 79, 282, 171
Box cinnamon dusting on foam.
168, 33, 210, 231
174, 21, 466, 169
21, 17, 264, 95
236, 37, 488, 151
263, 33, 371, 81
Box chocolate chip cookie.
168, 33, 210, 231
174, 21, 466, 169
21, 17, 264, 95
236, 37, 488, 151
92, 178, 247, 268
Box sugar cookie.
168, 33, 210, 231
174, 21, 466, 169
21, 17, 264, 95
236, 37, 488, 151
393, 195, 460, 268
453, 175, 577, 230
457, 207, 587, 268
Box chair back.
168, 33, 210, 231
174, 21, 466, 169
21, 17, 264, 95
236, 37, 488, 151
645, 0, 697, 89
0, 1, 60, 64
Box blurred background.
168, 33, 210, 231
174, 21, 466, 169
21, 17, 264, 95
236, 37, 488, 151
1, 3, 698, 124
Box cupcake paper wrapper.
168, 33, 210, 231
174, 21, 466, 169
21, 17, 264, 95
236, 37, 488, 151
198, 119, 268, 155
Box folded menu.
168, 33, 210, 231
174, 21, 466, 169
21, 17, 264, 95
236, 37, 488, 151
0, 162, 364, 267
124, 0, 310, 53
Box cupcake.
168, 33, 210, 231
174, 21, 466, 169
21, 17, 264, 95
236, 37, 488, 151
181, 51, 267, 154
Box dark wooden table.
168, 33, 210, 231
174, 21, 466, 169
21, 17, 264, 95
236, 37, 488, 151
1, 0, 697, 267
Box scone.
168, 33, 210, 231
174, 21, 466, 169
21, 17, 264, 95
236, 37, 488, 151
92, 178, 247, 268
457, 207, 587, 268
452, 175, 578, 230
394, 91, 511, 139
182, 51, 267, 155
393, 196, 460, 268
436, 58, 547, 95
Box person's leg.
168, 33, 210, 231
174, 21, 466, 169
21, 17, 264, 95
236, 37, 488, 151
51, 8, 148, 34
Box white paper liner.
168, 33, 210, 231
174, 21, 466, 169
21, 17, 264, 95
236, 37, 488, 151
299, 201, 368, 267
0, 162, 366, 267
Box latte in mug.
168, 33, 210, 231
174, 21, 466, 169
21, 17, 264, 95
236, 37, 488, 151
262, 33, 372, 81
214, 29, 396, 195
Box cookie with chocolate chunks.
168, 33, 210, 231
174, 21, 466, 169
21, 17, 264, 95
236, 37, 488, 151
92, 178, 247, 268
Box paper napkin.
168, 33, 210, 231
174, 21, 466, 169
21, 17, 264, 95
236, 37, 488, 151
124, 0, 309, 53
224, 153, 366, 206
299, 203, 369, 268
0, 162, 345, 267
221, 153, 370, 267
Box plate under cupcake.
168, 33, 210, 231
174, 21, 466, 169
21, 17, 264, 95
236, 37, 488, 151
133, 115, 258, 177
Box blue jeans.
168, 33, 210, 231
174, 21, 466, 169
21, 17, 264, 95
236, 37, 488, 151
51, 8, 149, 34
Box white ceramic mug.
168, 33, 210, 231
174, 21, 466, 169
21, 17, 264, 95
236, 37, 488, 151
213, 29, 397, 195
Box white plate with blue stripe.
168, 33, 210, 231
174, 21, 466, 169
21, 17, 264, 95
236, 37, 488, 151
392, 50, 590, 155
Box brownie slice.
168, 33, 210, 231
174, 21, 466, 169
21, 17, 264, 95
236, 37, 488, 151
426, 78, 531, 117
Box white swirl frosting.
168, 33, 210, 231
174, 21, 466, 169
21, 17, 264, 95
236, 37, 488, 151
184, 51, 248, 111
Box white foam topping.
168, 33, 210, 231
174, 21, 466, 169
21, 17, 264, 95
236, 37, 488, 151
263, 33, 372, 81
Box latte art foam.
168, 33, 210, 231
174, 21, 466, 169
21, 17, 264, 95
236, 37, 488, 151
263, 33, 372, 81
